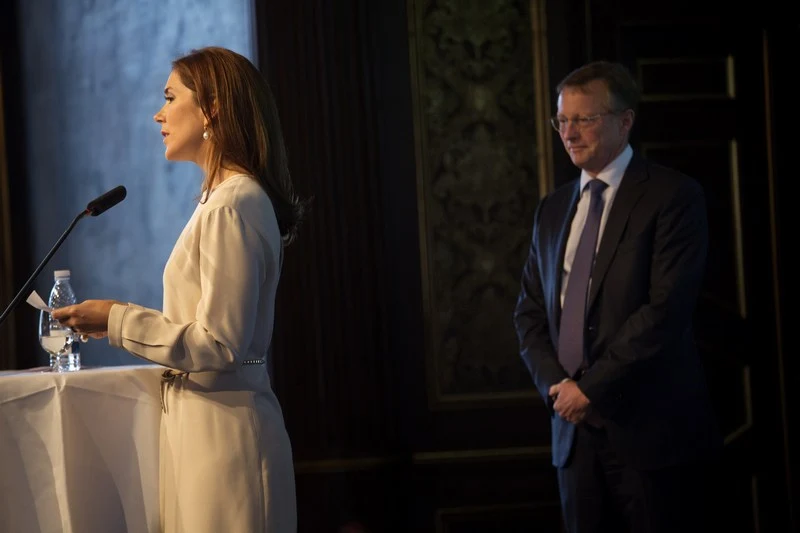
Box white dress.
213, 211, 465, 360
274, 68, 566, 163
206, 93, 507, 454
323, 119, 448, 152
107, 174, 296, 532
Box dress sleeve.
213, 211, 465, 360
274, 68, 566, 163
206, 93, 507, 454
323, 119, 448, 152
107, 205, 271, 372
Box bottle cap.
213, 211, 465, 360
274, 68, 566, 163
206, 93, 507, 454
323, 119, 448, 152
54, 269, 71, 280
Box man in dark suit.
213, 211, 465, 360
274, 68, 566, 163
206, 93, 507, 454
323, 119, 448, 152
514, 61, 721, 532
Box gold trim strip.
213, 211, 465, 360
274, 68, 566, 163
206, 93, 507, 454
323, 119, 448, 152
728, 139, 747, 319
405, 0, 438, 410
762, 31, 791, 523
293, 445, 553, 474
727, 54, 736, 99
413, 445, 551, 464
724, 365, 753, 446
294, 456, 403, 475
531, 0, 554, 198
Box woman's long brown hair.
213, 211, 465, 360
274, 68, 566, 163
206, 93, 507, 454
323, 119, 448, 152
172, 46, 306, 244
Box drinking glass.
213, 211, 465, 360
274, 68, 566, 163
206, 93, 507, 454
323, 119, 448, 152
38, 310, 75, 371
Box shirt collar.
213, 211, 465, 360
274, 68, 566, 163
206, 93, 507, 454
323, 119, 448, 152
579, 144, 633, 192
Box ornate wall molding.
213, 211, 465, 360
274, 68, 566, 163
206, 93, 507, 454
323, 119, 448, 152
408, 0, 552, 406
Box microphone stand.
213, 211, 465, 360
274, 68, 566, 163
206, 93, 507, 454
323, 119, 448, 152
0, 208, 90, 328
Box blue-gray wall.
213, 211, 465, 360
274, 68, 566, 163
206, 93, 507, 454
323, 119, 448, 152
18, 0, 254, 366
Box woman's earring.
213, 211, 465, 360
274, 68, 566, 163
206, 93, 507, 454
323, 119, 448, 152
202, 129, 210, 140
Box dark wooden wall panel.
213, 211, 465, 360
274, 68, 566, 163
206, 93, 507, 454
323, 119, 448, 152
255, 1, 414, 530
0, 0, 34, 370
256, 0, 396, 461
767, 23, 800, 528
254, 0, 561, 530
252, 0, 796, 530
546, 1, 796, 530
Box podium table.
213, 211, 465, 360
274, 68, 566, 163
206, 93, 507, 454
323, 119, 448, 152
0, 365, 164, 533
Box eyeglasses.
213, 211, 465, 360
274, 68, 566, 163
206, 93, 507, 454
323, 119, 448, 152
550, 113, 614, 132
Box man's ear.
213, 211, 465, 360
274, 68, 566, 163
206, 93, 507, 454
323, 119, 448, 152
621, 108, 635, 133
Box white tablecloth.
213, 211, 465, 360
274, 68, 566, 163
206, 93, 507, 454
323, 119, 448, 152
0, 364, 164, 533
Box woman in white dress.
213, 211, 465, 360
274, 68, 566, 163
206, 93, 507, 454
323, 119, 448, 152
53, 46, 304, 532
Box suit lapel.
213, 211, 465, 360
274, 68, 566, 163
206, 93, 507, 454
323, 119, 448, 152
587, 155, 649, 310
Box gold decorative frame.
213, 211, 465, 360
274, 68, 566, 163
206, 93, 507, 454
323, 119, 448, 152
407, 0, 555, 409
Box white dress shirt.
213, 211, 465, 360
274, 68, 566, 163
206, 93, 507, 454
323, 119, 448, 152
560, 144, 633, 307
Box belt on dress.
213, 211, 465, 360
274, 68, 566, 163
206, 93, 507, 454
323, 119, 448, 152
160, 369, 189, 414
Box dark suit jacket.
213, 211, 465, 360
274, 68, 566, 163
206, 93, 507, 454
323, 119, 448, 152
514, 153, 721, 470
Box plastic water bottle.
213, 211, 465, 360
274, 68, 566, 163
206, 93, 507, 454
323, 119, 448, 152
38, 269, 81, 372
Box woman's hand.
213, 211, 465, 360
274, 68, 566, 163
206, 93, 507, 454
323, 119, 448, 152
51, 299, 124, 338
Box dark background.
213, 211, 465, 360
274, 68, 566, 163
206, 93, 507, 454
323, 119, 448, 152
1, 1, 796, 531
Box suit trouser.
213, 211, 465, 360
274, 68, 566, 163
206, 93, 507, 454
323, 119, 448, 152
557, 423, 715, 533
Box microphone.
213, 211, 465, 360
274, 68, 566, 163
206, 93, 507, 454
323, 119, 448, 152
86, 185, 126, 216
0, 185, 128, 328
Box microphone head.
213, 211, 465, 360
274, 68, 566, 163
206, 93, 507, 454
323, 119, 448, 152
86, 185, 127, 216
